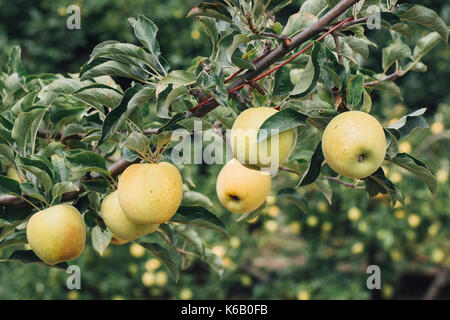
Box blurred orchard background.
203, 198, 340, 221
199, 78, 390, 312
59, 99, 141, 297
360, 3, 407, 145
0, 0, 449, 300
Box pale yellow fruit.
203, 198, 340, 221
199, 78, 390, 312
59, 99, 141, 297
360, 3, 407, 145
129, 243, 145, 258
351, 242, 364, 254
231, 107, 295, 168
26, 205, 86, 265
430, 122, 444, 134
7, 167, 21, 182
322, 111, 386, 179
101, 191, 159, 241
216, 159, 271, 213
297, 290, 310, 300
179, 288, 193, 300
398, 141, 412, 154
347, 207, 362, 221
118, 162, 183, 224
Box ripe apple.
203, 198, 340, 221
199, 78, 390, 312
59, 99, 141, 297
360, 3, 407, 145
118, 162, 183, 224
26, 204, 86, 265
101, 191, 159, 241
231, 107, 295, 168
322, 111, 386, 179
216, 159, 271, 214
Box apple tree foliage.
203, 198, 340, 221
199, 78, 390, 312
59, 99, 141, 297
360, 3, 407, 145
0, 0, 447, 281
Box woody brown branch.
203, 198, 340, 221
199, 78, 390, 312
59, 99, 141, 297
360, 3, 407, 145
189, 0, 362, 117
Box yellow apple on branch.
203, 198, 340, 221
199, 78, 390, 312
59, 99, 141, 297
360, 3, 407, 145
216, 158, 271, 214
118, 162, 183, 224
322, 111, 386, 179
26, 204, 86, 265
101, 191, 159, 242
231, 107, 295, 168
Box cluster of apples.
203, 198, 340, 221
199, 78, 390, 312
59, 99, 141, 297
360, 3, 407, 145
26, 106, 386, 265
27, 162, 183, 265
216, 107, 386, 214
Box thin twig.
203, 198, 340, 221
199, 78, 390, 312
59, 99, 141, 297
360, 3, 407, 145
324, 176, 365, 189
332, 31, 343, 64
364, 71, 402, 87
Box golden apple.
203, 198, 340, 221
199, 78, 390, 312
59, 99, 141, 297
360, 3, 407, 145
216, 159, 271, 213
26, 204, 86, 265
118, 162, 183, 224
231, 107, 295, 168
101, 191, 159, 241
322, 111, 386, 179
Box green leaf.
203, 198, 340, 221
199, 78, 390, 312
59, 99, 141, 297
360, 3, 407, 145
273, 67, 294, 96
0, 143, 15, 164
181, 191, 214, 210
64, 150, 109, 176
0, 174, 21, 196
198, 17, 219, 57
72, 83, 122, 109
163, 86, 189, 112
16, 156, 53, 193
87, 41, 161, 75
202, 247, 224, 278
297, 142, 324, 187
128, 15, 168, 75
80, 59, 149, 83
370, 81, 402, 98
282, 11, 318, 38
395, 4, 449, 43
346, 74, 364, 109
171, 206, 228, 238
290, 43, 321, 98
257, 108, 307, 143
300, 0, 328, 15
364, 167, 404, 205
138, 242, 180, 281
360, 88, 372, 113
387, 108, 428, 140
121, 132, 150, 157
385, 129, 399, 159
187, 2, 232, 23
413, 32, 444, 60
277, 188, 309, 213
12, 107, 46, 154
98, 84, 153, 146
0, 231, 27, 250
6, 45, 25, 76
382, 42, 412, 71
20, 183, 47, 203
2, 250, 68, 269
91, 226, 111, 256
156, 70, 196, 96
226, 34, 251, 68
51, 182, 79, 201
387, 153, 438, 194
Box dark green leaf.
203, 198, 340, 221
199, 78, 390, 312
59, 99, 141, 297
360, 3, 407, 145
171, 206, 228, 238
277, 188, 309, 213
387, 153, 438, 194
297, 142, 324, 187
346, 74, 364, 108
257, 108, 307, 143
138, 242, 180, 281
